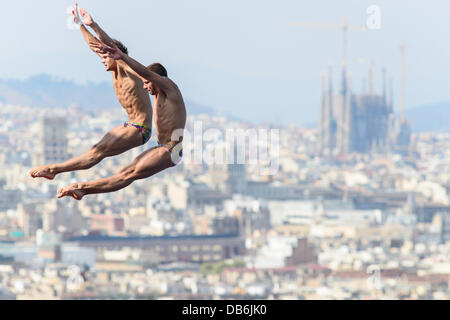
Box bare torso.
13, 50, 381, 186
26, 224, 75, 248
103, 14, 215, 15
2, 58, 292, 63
153, 80, 187, 145
112, 63, 153, 128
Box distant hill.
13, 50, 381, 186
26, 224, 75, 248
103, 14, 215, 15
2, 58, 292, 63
405, 102, 450, 133
0, 74, 117, 109
0, 74, 232, 118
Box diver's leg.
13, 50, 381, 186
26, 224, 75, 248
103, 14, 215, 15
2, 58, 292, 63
57, 146, 173, 200
30, 124, 143, 180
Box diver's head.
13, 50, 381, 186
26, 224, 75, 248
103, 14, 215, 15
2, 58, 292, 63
143, 63, 168, 95
102, 39, 128, 71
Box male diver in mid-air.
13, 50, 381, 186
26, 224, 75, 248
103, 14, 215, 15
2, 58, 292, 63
30, 4, 153, 180
56, 8, 187, 200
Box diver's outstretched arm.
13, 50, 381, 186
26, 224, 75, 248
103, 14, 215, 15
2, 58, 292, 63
103, 45, 172, 91
78, 6, 116, 49
77, 6, 146, 79
88, 40, 143, 79
80, 25, 107, 59
71, 3, 107, 59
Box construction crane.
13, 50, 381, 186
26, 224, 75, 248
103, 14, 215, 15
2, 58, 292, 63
289, 18, 366, 66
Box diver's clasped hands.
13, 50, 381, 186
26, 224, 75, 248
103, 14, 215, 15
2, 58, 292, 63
71, 2, 95, 27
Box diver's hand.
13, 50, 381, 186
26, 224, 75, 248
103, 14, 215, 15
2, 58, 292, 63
71, 3, 82, 25
89, 40, 109, 59
103, 45, 125, 60
79, 7, 95, 26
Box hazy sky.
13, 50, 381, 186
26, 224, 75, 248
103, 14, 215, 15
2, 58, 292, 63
2, 0, 450, 124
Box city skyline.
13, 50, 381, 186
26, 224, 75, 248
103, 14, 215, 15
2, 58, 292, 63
1, 1, 449, 301
1, 104, 449, 299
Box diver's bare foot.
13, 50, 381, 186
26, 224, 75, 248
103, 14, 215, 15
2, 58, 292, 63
57, 183, 85, 201
30, 165, 57, 180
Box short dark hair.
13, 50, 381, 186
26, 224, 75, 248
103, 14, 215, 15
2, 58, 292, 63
112, 39, 128, 55
148, 63, 168, 77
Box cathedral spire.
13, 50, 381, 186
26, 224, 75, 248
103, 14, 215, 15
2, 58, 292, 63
382, 67, 387, 104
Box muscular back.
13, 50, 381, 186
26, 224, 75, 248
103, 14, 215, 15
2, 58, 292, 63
153, 81, 186, 145
112, 64, 153, 128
